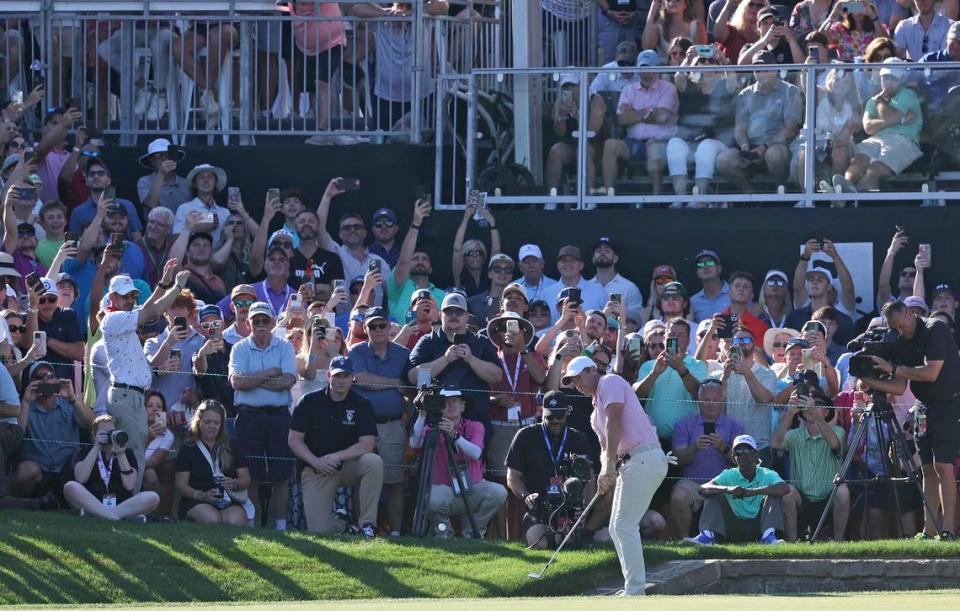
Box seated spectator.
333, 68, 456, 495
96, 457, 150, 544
820, 0, 890, 62
713, 0, 769, 63
790, 0, 833, 39
289, 1, 347, 135
12, 361, 93, 502
601, 50, 679, 196
685, 434, 789, 544
641, 0, 707, 56
894, 0, 951, 60
832, 59, 922, 193
172, 164, 230, 241
773, 393, 848, 541
716, 51, 803, 192
546, 73, 593, 197
587, 41, 640, 147
142, 390, 173, 501
452, 203, 501, 297
669, 380, 744, 537
666, 36, 695, 66
410, 387, 507, 537
667, 43, 740, 198
739, 8, 805, 64
855, 37, 897, 103
137, 138, 190, 213
288, 356, 384, 536
796, 69, 861, 195
63, 414, 160, 521
919, 21, 960, 114
175, 400, 251, 525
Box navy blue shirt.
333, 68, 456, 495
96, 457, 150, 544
919, 50, 956, 112
408, 329, 503, 423
347, 340, 411, 420
67, 197, 143, 239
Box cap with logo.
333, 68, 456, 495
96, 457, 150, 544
695, 249, 721, 265
732, 434, 759, 451
199, 304, 223, 320
231, 284, 257, 300
764, 269, 789, 284
108, 274, 138, 296
593, 236, 618, 255
660, 281, 688, 298
805, 252, 836, 282
502, 282, 529, 302
557, 245, 582, 261
518, 244, 544, 261
329, 356, 354, 376
248, 301, 275, 320
40, 278, 58, 297
561, 355, 598, 385
365, 306, 389, 323
541, 390, 571, 414
903, 296, 930, 313
441, 292, 468, 312
636, 49, 661, 67
372, 207, 398, 223
488, 253, 515, 269
410, 288, 435, 305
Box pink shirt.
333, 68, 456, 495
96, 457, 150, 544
292, 2, 346, 55
423, 419, 485, 487
617, 79, 679, 142
38, 149, 71, 203
592, 374, 658, 456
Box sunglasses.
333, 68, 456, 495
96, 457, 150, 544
373, 221, 396, 229
8, 141, 25, 149
7, 324, 26, 333
233, 298, 255, 308
366, 322, 389, 331
766, 278, 786, 287
490, 266, 514, 274
340, 223, 365, 232
594, 361, 609, 373
200, 320, 223, 330
39, 295, 58, 304
733, 448, 756, 456
465, 250, 485, 257
81, 150, 101, 158
731, 337, 753, 346
701, 378, 723, 386
18, 231, 36, 238
696, 259, 717, 268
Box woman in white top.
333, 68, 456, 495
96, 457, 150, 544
642, 0, 707, 55
295, 316, 345, 405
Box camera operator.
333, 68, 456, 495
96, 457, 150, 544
62, 414, 159, 521
861, 301, 960, 540
410, 388, 507, 538
505, 391, 596, 548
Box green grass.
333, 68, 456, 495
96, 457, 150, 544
2, 510, 960, 605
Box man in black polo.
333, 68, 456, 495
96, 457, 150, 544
505, 390, 594, 548
288, 356, 384, 537
35, 278, 84, 381
408, 292, 504, 425
862, 301, 960, 540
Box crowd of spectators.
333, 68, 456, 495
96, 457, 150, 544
0, 97, 957, 544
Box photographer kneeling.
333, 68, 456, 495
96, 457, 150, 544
505, 390, 598, 549
410, 388, 507, 538
63, 415, 160, 521
859, 301, 960, 540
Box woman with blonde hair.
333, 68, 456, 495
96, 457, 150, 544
642, 0, 707, 56
175, 400, 251, 526
296, 316, 346, 399
714, 0, 770, 62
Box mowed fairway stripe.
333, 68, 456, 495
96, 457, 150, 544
24, 591, 960, 611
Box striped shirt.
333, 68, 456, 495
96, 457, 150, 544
783, 425, 846, 501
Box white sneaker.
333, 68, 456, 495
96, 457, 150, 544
134, 88, 152, 116
200, 90, 220, 120
304, 134, 334, 145
145, 93, 166, 121
332, 135, 369, 145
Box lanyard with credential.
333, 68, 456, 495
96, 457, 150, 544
260, 280, 292, 317
541, 424, 568, 477
96, 453, 113, 488
500, 352, 523, 393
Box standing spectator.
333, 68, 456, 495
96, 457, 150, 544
598, 1, 642, 63
290, 209, 344, 294
642, 0, 707, 56
718, 271, 769, 344
137, 138, 190, 213
787, 254, 856, 345
590, 237, 644, 323
223, 284, 257, 344
789, 0, 833, 39
35, 201, 68, 269
466, 255, 518, 326
254, 246, 296, 320
517, 244, 558, 309
601, 50, 679, 196
35, 278, 84, 381
876, 228, 915, 309
2, 218, 48, 290
348, 307, 411, 537
894, 0, 952, 60
174, 399, 251, 525
919, 22, 960, 114
386, 200, 445, 318
395, 289, 439, 351
410, 388, 507, 538
451, 204, 501, 297
690, 250, 729, 322
740, 8, 805, 64
820, 0, 890, 62
288, 356, 384, 536
102, 261, 190, 491
181, 232, 226, 306
135, 207, 176, 288
172, 164, 230, 242
63, 414, 160, 521
408, 293, 503, 425
368, 208, 401, 269
144, 290, 204, 409
543, 246, 609, 316
34, 107, 82, 204
67, 160, 143, 241
193, 305, 235, 418
669, 380, 743, 537
320, 212, 389, 305
715, 51, 803, 192
228, 301, 297, 530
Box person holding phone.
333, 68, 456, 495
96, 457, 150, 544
1, 218, 47, 294
66, 160, 143, 242
670, 380, 744, 538
384, 198, 443, 319
136, 138, 191, 213
172, 164, 230, 242
34, 278, 84, 381
144, 291, 204, 411
193, 305, 235, 421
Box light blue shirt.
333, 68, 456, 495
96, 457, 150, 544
0, 364, 20, 425
228, 335, 297, 407
690, 281, 730, 322
542, 276, 608, 322
143, 328, 206, 408
518, 275, 558, 306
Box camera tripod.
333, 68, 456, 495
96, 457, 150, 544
811, 392, 941, 541
411, 423, 482, 538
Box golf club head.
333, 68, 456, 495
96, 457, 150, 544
528, 571, 543, 579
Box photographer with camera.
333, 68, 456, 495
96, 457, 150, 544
62, 414, 159, 521
860, 301, 960, 540
505, 391, 597, 548
410, 387, 507, 538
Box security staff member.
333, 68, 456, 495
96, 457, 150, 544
288, 356, 384, 537
505, 391, 593, 548
863, 301, 960, 540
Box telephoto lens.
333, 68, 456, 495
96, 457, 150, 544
110, 430, 129, 446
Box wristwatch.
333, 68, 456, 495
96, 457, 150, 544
521, 347, 531, 356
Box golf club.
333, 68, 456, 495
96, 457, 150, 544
528, 489, 603, 580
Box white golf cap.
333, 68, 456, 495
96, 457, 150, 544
732, 435, 758, 451
107, 274, 138, 296
561, 355, 597, 385
518, 244, 544, 261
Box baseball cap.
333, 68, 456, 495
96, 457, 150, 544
410, 288, 434, 305
802, 320, 827, 336
561, 355, 598, 385
541, 390, 571, 414
329, 356, 354, 376
372, 207, 398, 223
557, 286, 581, 304
17, 222, 36, 235
615, 40, 639, 63
518, 244, 544, 261
695, 249, 721, 265
105, 204, 127, 217
764, 269, 789, 284
108, 274, 138, 296
757, 7, 780, 22
28, 360, 55, 380
503, 282, 529, 302
365, 306, 389, 323
805, 253, 836, 282
903, 296, 930, 313
232, 284, 257, 300
488, 253, 515, 269
879, 57, 907, 79
441, 292, 468, 312
559, 72, 578, 87
933, 283, 956, 298
785, 337, 811, 351
949, 20, 960, 41
732, 434, 759, 451
199, 304, 223, 320
660, 281, 688, 298
593, 236, 618, 255
439, 387, 468, 399
268, 229, 294, 246
653, 264, 677, 280
39, 278, 57, 297
557, 245, 582, 261
752, 50, 778, 65
56, 272, 78, 292
636, 49, 661, 67
643, 320, 667, 339
248, 301, 274, 320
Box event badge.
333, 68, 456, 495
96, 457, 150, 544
548, 476, 563, 496
507, 405, 521, 425
101, 495, 117, 508
451, 463, 471, 495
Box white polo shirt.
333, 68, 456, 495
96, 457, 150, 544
102, 309, 153, 389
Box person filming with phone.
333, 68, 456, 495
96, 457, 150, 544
859, 300, 960, 540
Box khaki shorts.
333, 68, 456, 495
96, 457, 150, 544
376, 419, 407, 485
854, 132, 922, 175
673, 478, 706, 512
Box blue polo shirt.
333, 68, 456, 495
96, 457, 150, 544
144, 328, 206, 408
228, 335, 297, 407
67, 197, 143, 238
21, 398, 80, 472
348, 340, 411, 420
690, 281, 730, 322
409, 329, 503, 423
63, 248, 148, 334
